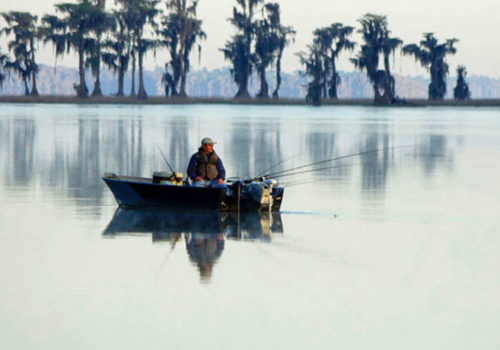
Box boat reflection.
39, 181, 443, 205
103, 208, 283, 280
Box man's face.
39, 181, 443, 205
202, 143, 214, 153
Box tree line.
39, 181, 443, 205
299, 14, 470, 105
0, 0, 206, 99
0, 0, 471, 104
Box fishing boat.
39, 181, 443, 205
102, 172, 284, 212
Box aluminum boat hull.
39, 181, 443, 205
102, 174, 284, 212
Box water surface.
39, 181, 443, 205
0, 104, 499, 349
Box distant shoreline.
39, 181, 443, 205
1, 96, 500, 107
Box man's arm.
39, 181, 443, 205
216, 158, 226, 180
187, 155, 197, 180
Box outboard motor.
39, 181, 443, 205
248, 182, 272, 209
228, 177, 284, 212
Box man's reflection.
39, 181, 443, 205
186, 233, 225, 280
103, 209, 283, 282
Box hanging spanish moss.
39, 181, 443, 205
351, 14, 402, 105
313, 23, 355, 99
297, 44, 323, 106
403, 33, 458, 100
1, 11, 40, 96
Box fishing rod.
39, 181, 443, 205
266, 145, 411, 178
155, 144, 176, 176
255, 154, 302, 178
272, 162, 358, 179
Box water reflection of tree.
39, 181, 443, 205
0, 116, 151, 209
359, 131, 455, 194
66, 119, 102, 200
307, 131, 336, 162
165, 118, 190, 173
0, 110, 458, 209
1, 119, 37, 187
418, 134, 454, 175
227, 119, 252, 178
252, 120, 283, 177
360, 133, 390, 192
227, 118, 283, 179
305, 131, 353, 181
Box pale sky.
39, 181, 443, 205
1, 0, 500, 77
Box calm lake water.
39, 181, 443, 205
0, 103, 499, 349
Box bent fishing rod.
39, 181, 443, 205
263, 144, 412, 179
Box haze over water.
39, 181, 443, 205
0, 104, 499, 349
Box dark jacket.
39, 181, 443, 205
187, 148, 226, 181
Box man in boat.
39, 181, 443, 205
187, 137, 226, 187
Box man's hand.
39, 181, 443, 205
195, 176, 202, 182
217, 178, 224, 185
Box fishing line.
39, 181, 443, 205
267, 145, 411, 178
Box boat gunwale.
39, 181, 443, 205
103, 174, 228, 193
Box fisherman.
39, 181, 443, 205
187, 137, 226, 187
